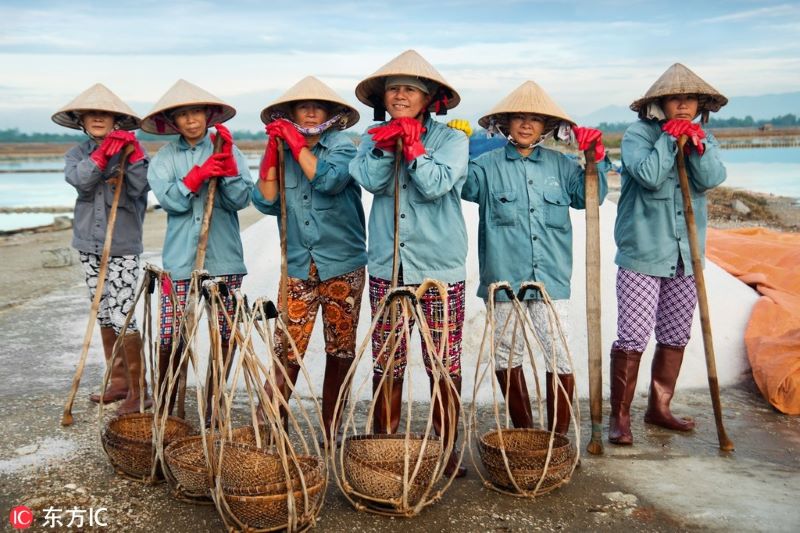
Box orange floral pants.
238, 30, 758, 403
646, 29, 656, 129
275, 261, 365, 364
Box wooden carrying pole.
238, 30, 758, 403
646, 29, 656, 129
62, 145, 135, 426
675, 136, 734, 452
277, 140, 290, 401
379, 137, 404, 433
174, 133, 226, 419
583, 144, 603, 455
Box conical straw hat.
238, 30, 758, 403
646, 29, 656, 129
630, 63, 727, 113
355, 49, 460, 111
260, 76, 360, 129
478, 80, 574, 131
141, 79, 236, 135
51, 83, 140, 131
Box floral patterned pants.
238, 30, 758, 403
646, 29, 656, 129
274, 262, 366, 364
80, 252, 140, 334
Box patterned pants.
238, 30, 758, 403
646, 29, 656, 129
274, 262, 365, 364
80, 252, 140, 334
369, 273, 465, 379
612, 260, 697, 353
491, 299, 573, 374
159, 273, 244, 347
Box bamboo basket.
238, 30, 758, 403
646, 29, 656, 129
342, 434, 441, 505
478, 429, 575, 492
163, 425, 273, 502
216, 442, 324, 531
102, 412, 194, 480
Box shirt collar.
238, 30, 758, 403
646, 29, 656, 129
177, 131, 212, 151
504, 142, 542, 161
315, 129, 333, 150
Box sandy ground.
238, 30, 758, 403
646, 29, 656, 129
1, 190, 799, 531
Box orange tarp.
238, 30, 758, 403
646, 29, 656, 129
706, 227, 800, 414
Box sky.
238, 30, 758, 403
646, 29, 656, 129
2, 0, 799, 132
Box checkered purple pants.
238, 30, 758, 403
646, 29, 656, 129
612, 260, 697, 352
369, 274, 465, 379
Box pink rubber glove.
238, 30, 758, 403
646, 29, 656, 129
395, 117, 426, 162
182, 153, 227, 193
573, 126, 605, 162
266, 119, 308, 159
259, 133, 279, 182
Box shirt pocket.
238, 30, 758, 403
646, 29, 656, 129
491, 190, 517, 227
284, 170, 300, 189
104, 181, 130, 209
543, 188, 570, 230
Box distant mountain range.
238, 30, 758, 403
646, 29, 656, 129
576, 91, 800, 126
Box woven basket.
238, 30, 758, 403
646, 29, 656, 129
342, 434, 442, 505
216, 442, 325, 530
228, 424, 270, 447
163, 426, 273, 501
217, 442, 323, 496
222, 477, 325, 531
478, 429, 575, 492
102, 413, 194, 479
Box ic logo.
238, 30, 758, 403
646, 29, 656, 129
10, 505, 33, 530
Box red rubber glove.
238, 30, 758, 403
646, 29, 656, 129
395, 117, 427, 161
662, 120, 706, 155
211, 123, 234, 155
259, 134, 279, 181
90, 145, 110, 171
266, 119, 307, 159
182, 153, 227, 193
218, 152, 239, 177
573, 126, 606, 162
368, 122, 403, 148
127, 139, 145, 164
91, 131, 131, 170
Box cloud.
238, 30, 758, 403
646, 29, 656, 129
699, 3, 799, 23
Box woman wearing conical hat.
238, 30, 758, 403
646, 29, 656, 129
252, 76, 366, 444
349, 49, 469, 477
609, 63, 727, 445
52, 83, 152, 415
142, 80, 253, 421
462, 81, 609, 435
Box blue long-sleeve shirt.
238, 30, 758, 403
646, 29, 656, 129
615, 119, 727, 277
147, 132, 253, 280
252, 129, 367, 281
349, 117, 469, 284
462, 143, 609, 301
65, 139, 150, 256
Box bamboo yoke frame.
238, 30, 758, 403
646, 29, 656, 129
329, 137, 464, 517
468, 281, 580, 498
